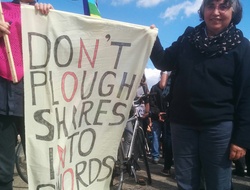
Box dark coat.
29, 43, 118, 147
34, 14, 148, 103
150, 27, 250, 149
149, 82, 164, 121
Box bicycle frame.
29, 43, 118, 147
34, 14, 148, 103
111, 94, 152, 189
127, 94, 150, 159
126, 116, 138, 159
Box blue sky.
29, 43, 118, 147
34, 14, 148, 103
4, 0, 250, 88
41, 0, 250, 88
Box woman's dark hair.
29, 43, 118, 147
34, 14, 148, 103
198, 0, 242, 25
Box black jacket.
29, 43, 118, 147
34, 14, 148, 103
149, 82, 164, 121
150, 27, 250, 149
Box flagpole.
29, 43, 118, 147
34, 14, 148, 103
82, 0, 90, 16
0, 2, 18, 83
82, 0, 101, 17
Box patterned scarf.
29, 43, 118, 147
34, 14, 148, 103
188, 22, 243, 57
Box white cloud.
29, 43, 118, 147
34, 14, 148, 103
144, 68, 161, 90
160, 0, 202, 21
184, 0, 202, 16
137, 0, 164, 8
111, 0, 164, 7
111, 0, 133, 6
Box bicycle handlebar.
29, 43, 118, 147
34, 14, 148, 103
130, 92, 157, 118
133, 92, 156, 105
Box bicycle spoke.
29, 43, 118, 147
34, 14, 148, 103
138, 127, 152, 185
16, 143, 28, 184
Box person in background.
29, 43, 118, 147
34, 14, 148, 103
0, 1, 53, 189
159, 71, 174, 176
148, 71, 166, 164
136, 73, 150, 135
150, 0, 250, 189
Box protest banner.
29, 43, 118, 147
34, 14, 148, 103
22, 5, 157, 190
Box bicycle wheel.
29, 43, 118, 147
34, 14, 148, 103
137, 127, 152, 185
16, 142, 28, 184
110, 143, 124, 190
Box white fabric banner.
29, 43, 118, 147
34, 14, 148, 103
22, 5, 157, 190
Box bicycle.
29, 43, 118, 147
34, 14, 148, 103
15, 134, 28, 184
110, 94, 152, 189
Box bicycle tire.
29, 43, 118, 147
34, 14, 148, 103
16, 142, 28, 184
137, 127, 152, 185
110, 143, 124, 190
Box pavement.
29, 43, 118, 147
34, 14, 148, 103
13, 168, 28, 190
13, 156, 250, 190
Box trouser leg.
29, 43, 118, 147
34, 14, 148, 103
0, 115, 18, 190
151, 120, 162, 160
171, 123, 200, 190
171, 121, 233, 190
18, 118, 26, 155
163, 121, 173, 170
200, 121, 233, 190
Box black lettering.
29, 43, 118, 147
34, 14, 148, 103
30, 71, 47, 105
93, 100, 111, 125
49, 71, 59, 105
97, 156, 115, 182
28, 32, 51, 70
75, 161, 88, 188
49, 147, 55, 180
79, 101, 94, 126
78, 128, 96, 156
111, 41, 131, 69
99, 71, 115, 97
89, 158, 102, 185
55, 107, 68, 139
117, 72, 136, 100
36, 184, 55, 190
109, 102, 126, 126
68, 132, 79, 163
81, 71, 97, 100
54, 35, 73, 67
34, 109, 54, 141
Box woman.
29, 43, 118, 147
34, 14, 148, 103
0, 1, 53, 189
150, 0, 250, 189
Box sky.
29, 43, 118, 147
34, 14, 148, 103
4, 0, 250, 89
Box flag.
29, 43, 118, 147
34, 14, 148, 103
83, 0, 101, 17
